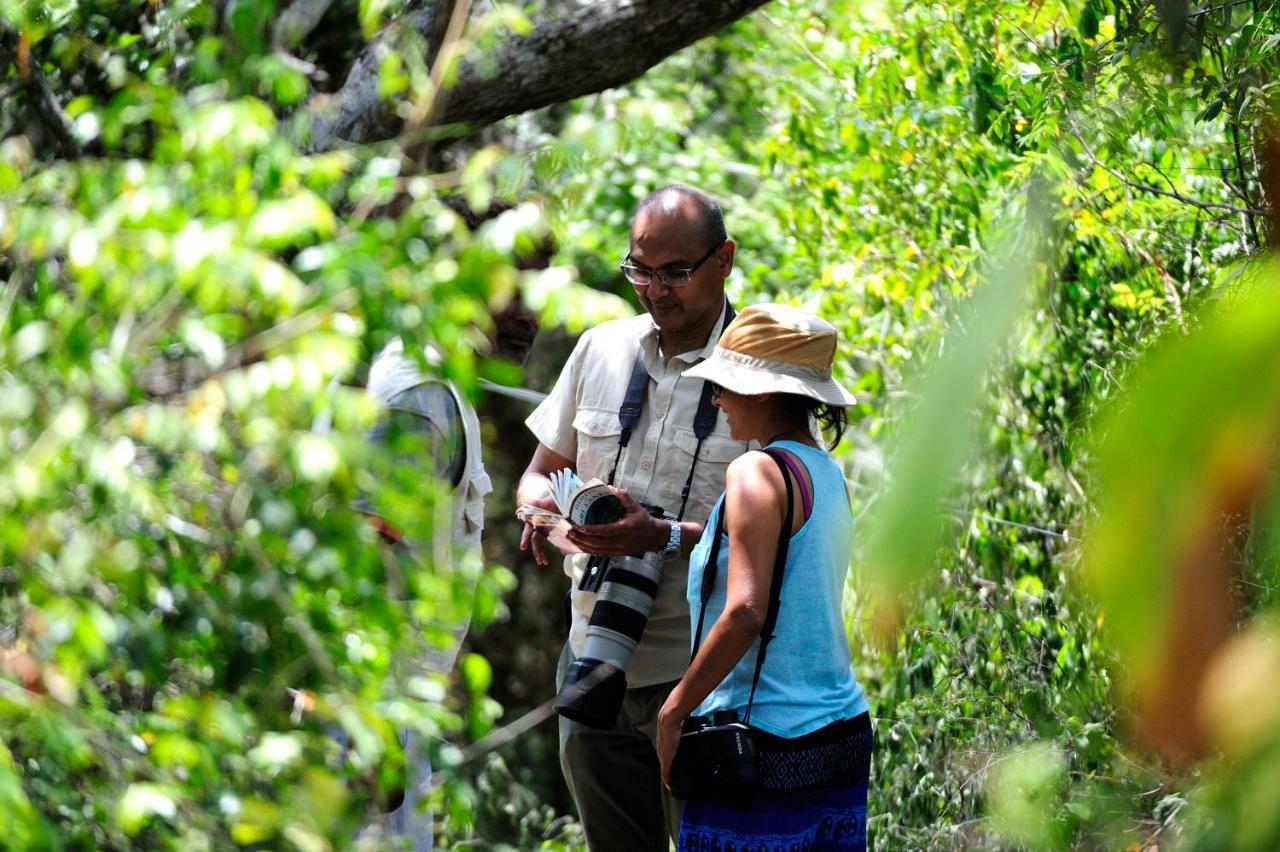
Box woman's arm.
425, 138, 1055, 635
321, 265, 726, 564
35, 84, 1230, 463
656, 450, 788, 786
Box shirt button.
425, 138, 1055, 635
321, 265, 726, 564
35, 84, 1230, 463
642, 461, 651, 470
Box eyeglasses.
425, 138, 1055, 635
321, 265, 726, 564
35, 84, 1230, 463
708, 382, 724, 400
619, 243, 721, 288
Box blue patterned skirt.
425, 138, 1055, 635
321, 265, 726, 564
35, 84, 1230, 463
678, 714, 872, 852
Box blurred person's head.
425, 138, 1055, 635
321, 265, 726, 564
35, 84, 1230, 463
440, 196, 552, 367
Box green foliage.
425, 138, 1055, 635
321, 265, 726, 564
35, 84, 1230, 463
0, 1, 622, 846
5, 0, 1280, 846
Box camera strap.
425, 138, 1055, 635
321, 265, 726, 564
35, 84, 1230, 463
582, 301, 736, 593
607, 300, 737, 505
689, 447, 797, 725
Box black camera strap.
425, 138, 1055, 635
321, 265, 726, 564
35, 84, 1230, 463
689, 447, 797, 726
607, 299, 737, 498
581, 301, 735, 593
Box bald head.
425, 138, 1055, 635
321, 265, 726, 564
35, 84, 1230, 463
633, 185, 727, 252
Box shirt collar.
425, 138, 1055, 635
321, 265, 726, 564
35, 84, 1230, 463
640, 300, 731, 365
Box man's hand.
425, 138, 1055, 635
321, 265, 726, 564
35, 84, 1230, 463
566, 486, 668, 557
517, 443, 577, 567
516, 495, 558, 566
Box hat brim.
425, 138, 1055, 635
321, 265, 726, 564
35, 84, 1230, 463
685, 357, 857, 407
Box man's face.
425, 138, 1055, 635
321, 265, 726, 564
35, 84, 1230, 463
628, 204, 732, 338
490, 293, 539, 365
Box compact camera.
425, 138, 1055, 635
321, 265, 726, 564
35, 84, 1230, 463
668, 710, 759, 800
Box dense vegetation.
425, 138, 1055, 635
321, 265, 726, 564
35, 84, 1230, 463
3, 0, 1280, 848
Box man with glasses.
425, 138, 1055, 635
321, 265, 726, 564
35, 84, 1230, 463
517, 185, 749, 850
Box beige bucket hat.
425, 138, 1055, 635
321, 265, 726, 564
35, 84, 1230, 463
685, 304, 857, 406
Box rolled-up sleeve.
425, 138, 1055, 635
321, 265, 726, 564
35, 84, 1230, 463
525, 331, 590, 461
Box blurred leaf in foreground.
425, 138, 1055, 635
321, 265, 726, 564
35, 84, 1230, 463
862, 188, 1053, 628
1083, 257, 1280, 767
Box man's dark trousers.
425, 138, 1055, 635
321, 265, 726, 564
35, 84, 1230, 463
556, 645, 682, 851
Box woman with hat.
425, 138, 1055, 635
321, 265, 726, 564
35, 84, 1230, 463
657, 304, 872, 850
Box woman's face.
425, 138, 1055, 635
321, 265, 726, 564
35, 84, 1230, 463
712, 386, 766, 441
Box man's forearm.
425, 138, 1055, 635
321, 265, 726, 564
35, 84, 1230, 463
516, 470, 554, 508
676, 521, 705, 559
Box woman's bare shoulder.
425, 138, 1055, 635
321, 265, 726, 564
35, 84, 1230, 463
726, 450, 785, 499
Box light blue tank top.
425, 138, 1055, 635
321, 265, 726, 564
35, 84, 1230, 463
686, 441, 869, 738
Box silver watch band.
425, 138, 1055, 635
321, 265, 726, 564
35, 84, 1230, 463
662, 520, 681, 560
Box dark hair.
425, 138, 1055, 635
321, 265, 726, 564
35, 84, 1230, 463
779, 393, 849, 449
633, 184, 728, 250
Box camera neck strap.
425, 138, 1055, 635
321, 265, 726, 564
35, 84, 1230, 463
606, 301, 737, 524
689, 447, 797, 726
582, 302, 736, 595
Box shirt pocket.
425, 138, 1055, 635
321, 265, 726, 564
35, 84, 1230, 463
460, 469, 492, 536
672, 428, 748, 522
571, 406, 623, 482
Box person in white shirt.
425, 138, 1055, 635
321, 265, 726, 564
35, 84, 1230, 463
517, 185, 749, 850
358, 196, 547, 850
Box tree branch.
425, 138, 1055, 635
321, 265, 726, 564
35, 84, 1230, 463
1074, 131, 1267, 219
308, 0, 457, 149
310, 0, 771, 148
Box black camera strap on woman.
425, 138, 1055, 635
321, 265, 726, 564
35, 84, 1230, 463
669, 447, 797, 800
690, 447, 796, 715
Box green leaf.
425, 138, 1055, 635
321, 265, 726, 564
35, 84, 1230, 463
116, 784, 178, 835
1199, 97, 1224, 123
460, 652, 492, 695
11, 320, 51, 363
246, 191, 337, 250
248, 733, 304, 771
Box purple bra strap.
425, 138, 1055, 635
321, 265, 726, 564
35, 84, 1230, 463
768, 448, 813, 522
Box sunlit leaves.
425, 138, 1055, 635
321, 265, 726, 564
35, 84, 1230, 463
0, 17, 553, 843
863, 195, 1051, 628
245, 190, 336, 251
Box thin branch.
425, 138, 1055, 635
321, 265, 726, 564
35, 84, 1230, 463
757, 10, 856, 100
1228, 116, 1262, 247
0, 266, 25, 336
427, 696, 557, 787
404, 0, 471, 143
140, 288, 359, 400
1188, 0, 1256, 20
1077, 133, 1267, 217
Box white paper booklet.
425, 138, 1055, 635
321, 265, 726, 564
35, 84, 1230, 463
517, 468, 625, 552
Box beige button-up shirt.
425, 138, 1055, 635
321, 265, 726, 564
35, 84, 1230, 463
526, 304, 748, 687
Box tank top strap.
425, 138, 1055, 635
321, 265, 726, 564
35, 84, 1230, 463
765, 447, 813, 522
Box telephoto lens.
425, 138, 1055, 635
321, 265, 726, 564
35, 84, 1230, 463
555, 551, 662, 728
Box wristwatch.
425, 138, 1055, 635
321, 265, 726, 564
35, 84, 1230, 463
661, 521, 681, 561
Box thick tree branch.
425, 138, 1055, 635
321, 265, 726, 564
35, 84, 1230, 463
309, 0, 454, 148
310, 0, 771, 149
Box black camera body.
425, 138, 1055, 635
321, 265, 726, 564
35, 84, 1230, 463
669, 710, 758, 800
